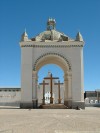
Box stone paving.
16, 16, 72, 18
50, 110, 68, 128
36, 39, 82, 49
0, 107, 100, 133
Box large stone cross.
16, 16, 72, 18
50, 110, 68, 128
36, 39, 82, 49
54, 80, 63, 104
39, 80, 49, 105
44, 73, 59, 104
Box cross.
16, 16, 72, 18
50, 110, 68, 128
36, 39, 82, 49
44, 73, 59, 104
39, 80, 49, 105
54, 80, 63, 104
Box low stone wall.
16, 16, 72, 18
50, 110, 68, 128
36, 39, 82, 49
0, 102, 20, 107
85, 103, 100, 107
72, 101, 85, 109
0, 91, 21, 107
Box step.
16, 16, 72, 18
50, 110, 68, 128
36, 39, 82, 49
40, 104, 68, 109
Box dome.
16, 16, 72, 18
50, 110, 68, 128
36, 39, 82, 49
32, 29, 69, 41
31, 18, 73, 42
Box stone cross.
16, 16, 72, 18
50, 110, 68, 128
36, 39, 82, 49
54, 80, 63, 104
39, 80, 49, 105
44, 73, 59, 104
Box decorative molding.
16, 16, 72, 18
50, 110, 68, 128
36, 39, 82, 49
21, 44, 83, 48
33, 52, 71, 71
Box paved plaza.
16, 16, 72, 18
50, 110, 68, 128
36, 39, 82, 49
0, 107, 100, 133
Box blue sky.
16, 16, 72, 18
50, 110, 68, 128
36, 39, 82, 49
0, 0, 100, 91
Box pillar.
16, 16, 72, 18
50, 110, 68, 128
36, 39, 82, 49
64, 71, 72, 108
67, 71, 72, 107
64, 73, 68, 106
67, 72, 72, 98
97, 91, 99, 103
32, 71, 38, 108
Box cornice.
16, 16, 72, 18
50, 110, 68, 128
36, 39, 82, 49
20, 41, 84, 48
21, 45, 83, 47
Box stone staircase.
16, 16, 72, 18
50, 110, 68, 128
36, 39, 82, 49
40, 104, 68, 109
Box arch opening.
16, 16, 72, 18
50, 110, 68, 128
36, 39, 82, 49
32, 53, 72, 107
33, 52, 71, 72
37, 64, 64, 105
38, 64, 64, 83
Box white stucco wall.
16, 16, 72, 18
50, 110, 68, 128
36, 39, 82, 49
21, 47, 33, 102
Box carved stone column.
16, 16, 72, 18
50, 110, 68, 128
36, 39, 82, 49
64, 71, 72, 108
64, 73, 68, 106
67, 72, 72, 99
67, 71, 72, 107
32, 71, 38, 108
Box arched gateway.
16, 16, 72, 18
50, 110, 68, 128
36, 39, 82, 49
20, 18, 85, 109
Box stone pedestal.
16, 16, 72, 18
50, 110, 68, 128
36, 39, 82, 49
42, 99, 45, 105
32, 99, 38, 108
50, 97, 53, 104
72, 101, 85, 109
20, 102, 33, 109
20, 99, 38, 109
64, 100, 72, 108
58, 99, 62, 104
64, 100, 85, 109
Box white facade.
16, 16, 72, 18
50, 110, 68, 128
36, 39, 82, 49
20, 19, 85, 109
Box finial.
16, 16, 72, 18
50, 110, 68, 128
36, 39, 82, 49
76, 31, 83, 41
47, 18, 56, 30
25, 28, 26, 33
21, 29, 28, 42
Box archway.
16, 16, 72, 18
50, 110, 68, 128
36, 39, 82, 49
37, 64, 64, 106
32, 53, 72, 107
20, 19, 85, 109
